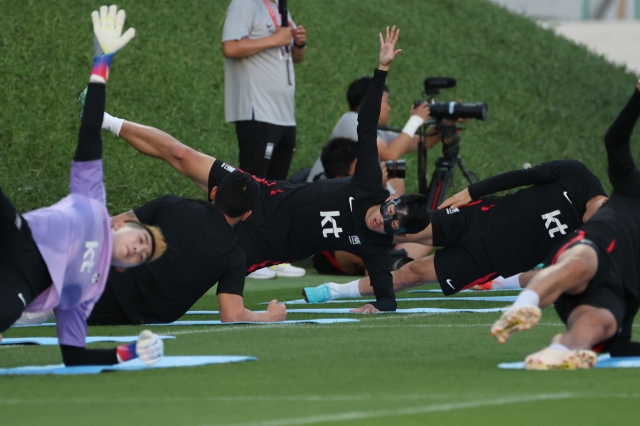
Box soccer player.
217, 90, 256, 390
85, 173, 287, 325
0, 6, 166, 366
491, 81, 640, 369
101, 26, 429, 313
305, 159, 608, 302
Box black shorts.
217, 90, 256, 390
0, 188, 51, 332
551, 237, 626, 328
312, 251, 346, 275
431, 201, 499, 295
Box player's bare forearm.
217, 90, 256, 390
218, 294, 286, 322
119, 121, 214, 192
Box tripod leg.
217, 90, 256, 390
457, 157, 478, 184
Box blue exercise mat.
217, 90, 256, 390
146, 319, 360, 326
13, 319, 358, 328
283, 308, 503, 314
0, 355, 257, 376
409, 288, 522, 293
265, 296, 517, 305
1, 336, 175, 346
498, 354, 640, 369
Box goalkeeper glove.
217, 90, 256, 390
90, 5, 136, 83
116, 330, 164, 365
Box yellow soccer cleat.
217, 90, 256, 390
491, 305, 541, 343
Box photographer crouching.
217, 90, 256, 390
307, 76, 438, 196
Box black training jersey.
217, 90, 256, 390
109, 195, 246, 323
467, 160, 606, 277
210, 69, 396, 310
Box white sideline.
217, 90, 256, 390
213, 393, 576, 426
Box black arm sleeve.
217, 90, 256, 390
467, 160, 582, 199
351, 69, 387, 191
74, 83, 105, 162
604, 89, 640, 196
363, 253, 396, 311
216, 248, 246, 296
60, 344, 118, 366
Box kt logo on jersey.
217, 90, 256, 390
541, 210, 568, 237
320, 211, 343, 238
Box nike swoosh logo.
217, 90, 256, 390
17, 292, 26, 307
563, 191, 572, 204
446, 279, 455, 290
349, 197, 355, 212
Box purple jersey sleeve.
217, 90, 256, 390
55, 301, 95, 348
69, 160, 106, 205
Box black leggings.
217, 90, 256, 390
0, 188, 51, 333
604, 89, 640, 196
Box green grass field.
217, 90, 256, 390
2, 0, 640, 424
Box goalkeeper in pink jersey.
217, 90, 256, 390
0, 6, 167, 366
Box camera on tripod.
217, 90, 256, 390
414, 77, 487, 122
414, 77, 488, 209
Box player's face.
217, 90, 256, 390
378, 91, 391, 126
583, 195, 608, 222
365, 203, 400, 233
111, 225, 153, 267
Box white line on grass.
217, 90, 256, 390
1, 392, 638, 408
208, 392, 618, 426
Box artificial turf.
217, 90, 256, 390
2, 0, 640, 424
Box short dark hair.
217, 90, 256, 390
347, 76, 390, 111
321, 137, 358, 179
398, 194, 430, 234
215, 170, 260, 218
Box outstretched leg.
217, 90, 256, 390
491, 243, 598, 343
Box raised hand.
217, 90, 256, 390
378, 26, 401, 71
92, 5, 135, 56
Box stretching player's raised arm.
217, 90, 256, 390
116, 121, 215, 193
467, 160, 586, 199
352, 26, 401, 191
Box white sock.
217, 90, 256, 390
326, 280, 361, 299
548, 343, 570, 352
512, 289, 540, 308
493, 274, 522, 290
103, 112, 124, 137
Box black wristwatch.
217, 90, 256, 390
294, 42, 307, 48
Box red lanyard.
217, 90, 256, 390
263, 0, 280, 27
262, 0, 292, 85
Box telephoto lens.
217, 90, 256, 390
429, 101, 488, 121
384, 159, 406, 179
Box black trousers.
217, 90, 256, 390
235, 120, 296, 180
0, 188, 51, 333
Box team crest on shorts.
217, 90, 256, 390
446, 207, 459, 214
